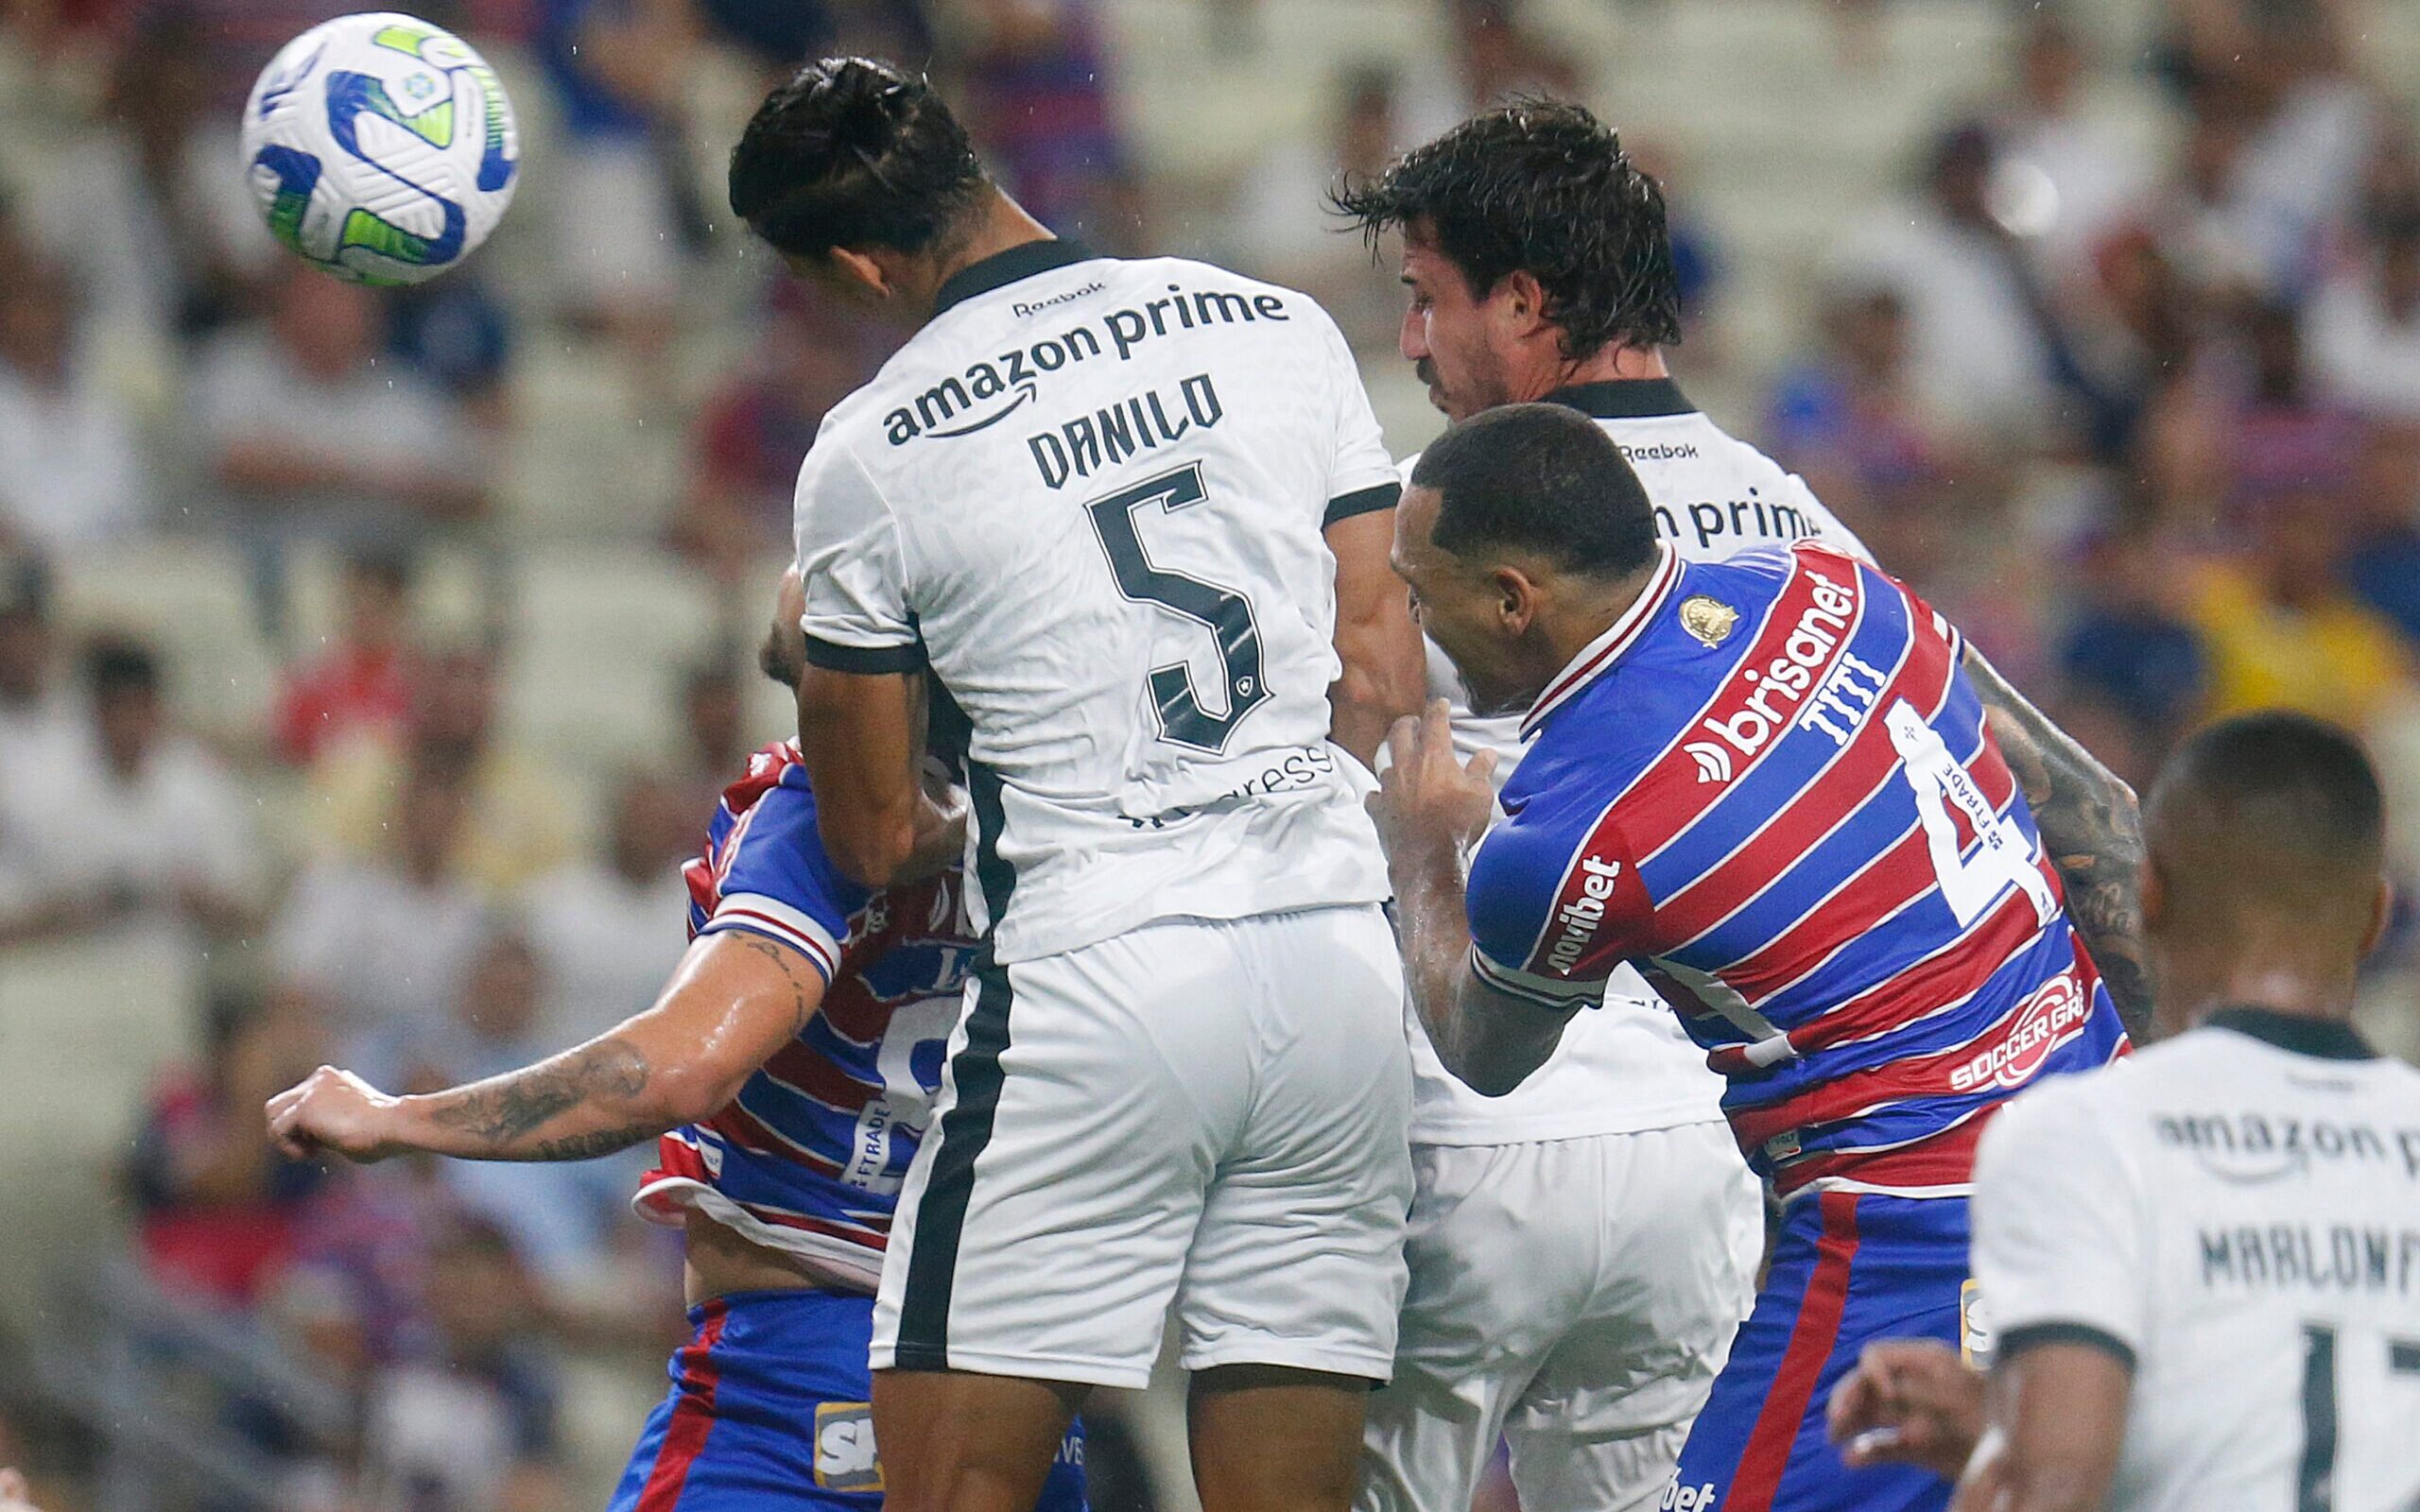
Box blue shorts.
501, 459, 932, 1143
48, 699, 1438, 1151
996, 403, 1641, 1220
1668, 1193, 1969, 1512
609, 1289, 1089, 1512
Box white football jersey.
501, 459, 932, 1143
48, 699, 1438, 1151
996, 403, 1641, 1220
1409, 381, 1876, 1144
1974, 1010, 2420, 1512
794, 243, 1399, 964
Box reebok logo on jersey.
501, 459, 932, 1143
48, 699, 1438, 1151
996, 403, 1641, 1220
1545, 855, 1624, 974
1685, 568, 1864, 781
1948, 972, 2089, 1092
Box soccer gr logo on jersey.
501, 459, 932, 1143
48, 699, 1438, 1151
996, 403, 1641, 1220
240, 11, 520, 286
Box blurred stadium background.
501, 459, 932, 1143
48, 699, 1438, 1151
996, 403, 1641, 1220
0, 0, 2417, 1508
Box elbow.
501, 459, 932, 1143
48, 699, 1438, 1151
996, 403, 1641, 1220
824, 819, 918, 889
649, 1059, 748, 1130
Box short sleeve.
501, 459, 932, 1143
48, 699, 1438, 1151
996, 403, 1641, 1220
696, 777, 867, 984
1317, 310, 1401, 521
1462, 806, 1648, 1009
1971, 1081, 2148, 1370
792, 435, 925, 674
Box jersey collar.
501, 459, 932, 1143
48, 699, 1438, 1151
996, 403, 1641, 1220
930, 238, 1099, 319
1541, 378, 1695, 420
1520, 542, 1681, 739
2205, 1006, 2378, 1060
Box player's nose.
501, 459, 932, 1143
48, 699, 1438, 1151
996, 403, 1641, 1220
1399, 303, 1428, 362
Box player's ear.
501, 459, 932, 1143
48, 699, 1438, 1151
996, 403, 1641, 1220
2362, 873, 2394, 959
1492, 565, 1538, 633
1495, 270, 1552, 336
821, 245, 894, 301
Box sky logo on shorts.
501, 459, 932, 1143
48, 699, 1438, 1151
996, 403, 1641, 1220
814, 1401, 885, 1492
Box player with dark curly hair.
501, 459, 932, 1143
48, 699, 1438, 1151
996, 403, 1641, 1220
1335, 103, 2149, 1512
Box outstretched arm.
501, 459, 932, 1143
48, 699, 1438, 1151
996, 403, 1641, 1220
1962, 646, 2152, 1040
1371, 702, 1578, 1095
267, 932, 823, 1163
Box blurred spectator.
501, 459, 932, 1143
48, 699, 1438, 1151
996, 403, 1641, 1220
356, 930, 635, 1288
0, 557, 73, 756
674, 291, 889, 582
1835, 122, 2058, 438
0, 256, 150, 557
956, 0, 1143, 250
1991, 9, 2150, 285
0, 634, 266, 951
1230, 64, 1407, 345
1397, 0, 1582, 144
1762, 284, 1980, 583
2342, 422, 2420, 645
273, 1152, 475, 1375
18, 9, 276, 349
533, 0, 706, 359
272, 769, 491, 1036
2188, 494, 2417, 729
273, 547, 423, 767
309, 646, 576, 894
387, 275, 519, 430
2148, 296, 2365, 524
129, 989, 328, 1307
526, 770, 692, 1050
2056, 519, 2213, 751
2305, 203, 2420, 422
192, 270, 483, 624
357, 1219, 568, 1512
673, 659, 747, 814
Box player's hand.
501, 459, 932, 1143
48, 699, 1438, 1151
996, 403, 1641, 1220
1826, 1338, 1984, 1481
266, 1066, 410, 1164
1369, 698, 1497, 860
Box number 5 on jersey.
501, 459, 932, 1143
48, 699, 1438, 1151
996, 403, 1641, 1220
1085, 462, 1270, 753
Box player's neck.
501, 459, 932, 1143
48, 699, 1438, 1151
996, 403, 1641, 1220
1521, 343, 1668, 402
2166, 954, 2362, 1035
920, 195, 1058, 318
1530, 556, 1668, 691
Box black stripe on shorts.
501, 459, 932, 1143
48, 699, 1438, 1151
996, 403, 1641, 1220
892, 954, 1015, 1369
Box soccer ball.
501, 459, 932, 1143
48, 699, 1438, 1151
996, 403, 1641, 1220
239, 12, 519, 286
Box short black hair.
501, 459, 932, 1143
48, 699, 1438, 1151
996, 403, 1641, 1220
84, 634, 159, 700
2150, 712, 2385, 878
1409, 403, 1658, 578
1331, 100, 1682, 358
728, 57, 989, 261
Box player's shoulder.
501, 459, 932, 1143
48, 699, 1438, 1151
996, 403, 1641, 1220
1979, 1056, 2140, 1177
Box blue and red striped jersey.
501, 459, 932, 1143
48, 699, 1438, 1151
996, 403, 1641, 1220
1466, 543, 2128, 1198
633, 742, 977, 1291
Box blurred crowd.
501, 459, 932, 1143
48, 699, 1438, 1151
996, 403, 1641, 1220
1, 0, 2419, 1509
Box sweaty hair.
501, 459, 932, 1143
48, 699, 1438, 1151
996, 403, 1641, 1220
1409, 403, 1658, 579
2148, 711, 2385, 922
1330, 100, 1682, 358
728, 57, 989, 261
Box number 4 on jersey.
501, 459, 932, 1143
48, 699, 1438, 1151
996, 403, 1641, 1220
1085, 463, 1270, 753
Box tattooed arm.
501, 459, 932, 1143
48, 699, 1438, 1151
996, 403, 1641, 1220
267, 933, 826, 1163
1962, 646, 2154, 1040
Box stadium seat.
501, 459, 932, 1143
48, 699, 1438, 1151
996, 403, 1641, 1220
51, 538, 282, 748
500, 548, 726, 764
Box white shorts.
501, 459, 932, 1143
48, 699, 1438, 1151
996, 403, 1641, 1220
872, 903, 1415, 1390
1358, 1122, 1764, 1512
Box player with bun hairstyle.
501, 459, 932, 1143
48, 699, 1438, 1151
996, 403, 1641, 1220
732, 55, 1429, 1512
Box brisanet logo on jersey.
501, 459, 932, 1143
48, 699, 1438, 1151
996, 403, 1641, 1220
1680, 567, 1876, 784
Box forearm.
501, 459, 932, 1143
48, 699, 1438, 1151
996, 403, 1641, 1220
1964, 648, 2152, 1039
1390, 842, 1573, 1095
1331, 614, 1426, 770
396, 1035, 673, 1162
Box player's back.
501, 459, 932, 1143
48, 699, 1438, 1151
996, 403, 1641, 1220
1975, 1014, 2420, 1512
635, 741, 977, 1294
794, 246, 1397, 963
1471, 541, 2129, 1195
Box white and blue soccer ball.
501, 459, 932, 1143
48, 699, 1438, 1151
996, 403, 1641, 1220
239, 11, 519, 286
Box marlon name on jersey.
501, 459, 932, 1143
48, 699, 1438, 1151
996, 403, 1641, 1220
876, 278, 1293, 447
